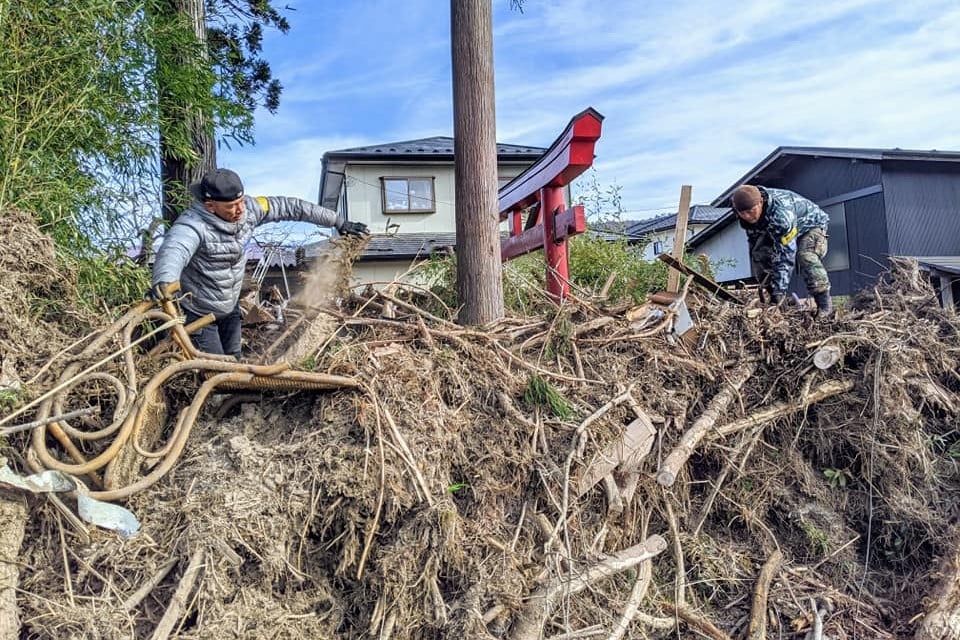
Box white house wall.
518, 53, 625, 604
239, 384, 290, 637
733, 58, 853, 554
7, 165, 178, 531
637, 224, 711, 261
351, 261, 451, 291
693, 222, 750, 282
344, 163, 528, 235
345, 164, 455, 234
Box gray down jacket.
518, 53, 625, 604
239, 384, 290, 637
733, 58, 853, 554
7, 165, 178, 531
152, 195, 343, 317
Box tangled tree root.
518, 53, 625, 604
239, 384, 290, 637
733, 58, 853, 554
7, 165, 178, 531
2, 213, 960, 638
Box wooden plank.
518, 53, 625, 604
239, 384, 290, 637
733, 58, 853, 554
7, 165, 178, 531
667, 185, 692, 293
657, 253, 742, 304
576, 413, 656, 497
501, 206, 586, 261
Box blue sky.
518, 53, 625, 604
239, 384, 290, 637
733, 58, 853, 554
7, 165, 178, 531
219, 0, 960, 222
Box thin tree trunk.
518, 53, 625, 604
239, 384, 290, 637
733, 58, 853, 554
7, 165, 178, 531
157, 0, 216, 225
450, 0, 504, 325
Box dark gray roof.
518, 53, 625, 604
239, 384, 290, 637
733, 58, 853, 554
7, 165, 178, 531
619, 205, 730, 239
304, 233, 458, 263
585, 221, 628, 242
913, 256, 960, 276
712, 146, 960, 207
325, 136, 545, 158
691, 145, 960, 249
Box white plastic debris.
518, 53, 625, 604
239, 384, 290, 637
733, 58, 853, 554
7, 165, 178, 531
0, 458, 140, 537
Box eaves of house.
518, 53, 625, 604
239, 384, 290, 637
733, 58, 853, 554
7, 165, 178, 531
914, 256, 960, 276
303, 232, 458, 263
318, 136, 546, 211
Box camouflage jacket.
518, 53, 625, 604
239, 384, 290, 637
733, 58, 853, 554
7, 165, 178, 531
153, 195, 343, 317
739, 187, 829, 293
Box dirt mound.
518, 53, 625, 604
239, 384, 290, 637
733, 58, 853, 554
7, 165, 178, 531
0, 210, 94, 393
3, 213, 960, 639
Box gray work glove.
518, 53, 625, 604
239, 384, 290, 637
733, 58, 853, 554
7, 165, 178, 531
147, 282, 172, 302
338, 220, 369, 237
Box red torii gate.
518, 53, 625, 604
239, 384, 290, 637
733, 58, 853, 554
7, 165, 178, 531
498, 107, 604, 300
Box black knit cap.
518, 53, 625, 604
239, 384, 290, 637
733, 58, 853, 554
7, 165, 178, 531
188, 168, 245, 202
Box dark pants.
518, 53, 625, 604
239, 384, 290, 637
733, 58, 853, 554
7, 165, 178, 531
750, 228, 830, 297
185, 304, 242, 359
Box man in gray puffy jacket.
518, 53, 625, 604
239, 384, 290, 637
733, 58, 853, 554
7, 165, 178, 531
151, 168, 368, 358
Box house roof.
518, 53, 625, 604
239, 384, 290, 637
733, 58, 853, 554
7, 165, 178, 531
623, 205, 730, 238
324, 136, 546, 159
691, 146, 960, 249
319, 136, 547, 210
712, 146, 960, 207
303, 232, 458, 263
914, 256, 960, 276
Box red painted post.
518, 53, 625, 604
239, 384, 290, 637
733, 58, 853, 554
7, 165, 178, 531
498, 108, 603, 304
541, 185, 568, 300
511, 208, 523, 236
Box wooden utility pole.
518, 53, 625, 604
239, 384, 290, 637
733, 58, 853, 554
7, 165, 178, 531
450, 0, 504, 325
667, 184, 693, 293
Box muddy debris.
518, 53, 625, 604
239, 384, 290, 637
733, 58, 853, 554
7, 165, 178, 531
2, 213, 960, 639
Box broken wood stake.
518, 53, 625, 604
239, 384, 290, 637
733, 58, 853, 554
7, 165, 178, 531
149, 548, 204, 640
0, 497, 28, 640
667, 185, 692, 293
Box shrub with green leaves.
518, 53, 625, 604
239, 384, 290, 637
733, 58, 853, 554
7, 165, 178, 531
567, 234, 668, 302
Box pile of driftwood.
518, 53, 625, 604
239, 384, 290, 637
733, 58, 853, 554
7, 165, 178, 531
2, 212, 960, 639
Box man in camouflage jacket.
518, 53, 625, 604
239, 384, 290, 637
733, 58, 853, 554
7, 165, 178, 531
151, 168, 368, 358
731, 185, 832, 313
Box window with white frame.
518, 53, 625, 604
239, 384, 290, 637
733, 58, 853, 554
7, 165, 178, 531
652, 240, 664, 255
381, 177, 436, 213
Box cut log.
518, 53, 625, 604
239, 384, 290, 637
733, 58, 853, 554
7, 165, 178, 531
0, 497, 28, 640
813, 345, 842, 370
657, 363, 756, 487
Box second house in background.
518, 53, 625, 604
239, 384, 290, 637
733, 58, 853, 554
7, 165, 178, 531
312, 136, 546, 285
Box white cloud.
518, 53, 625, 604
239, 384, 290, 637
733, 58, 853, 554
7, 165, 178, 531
222, 0, 960, 221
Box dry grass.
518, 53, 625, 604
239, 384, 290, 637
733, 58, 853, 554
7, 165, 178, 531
3, 213, 960, 639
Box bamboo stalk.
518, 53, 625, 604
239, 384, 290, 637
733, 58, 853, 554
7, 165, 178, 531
711, 379, 855, 439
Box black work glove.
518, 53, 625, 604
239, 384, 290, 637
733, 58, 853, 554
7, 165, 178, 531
769, 290, 785, 305
338, 220, 369, 237
147, 282, 171, 302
